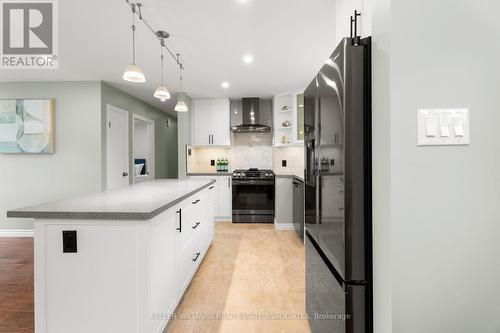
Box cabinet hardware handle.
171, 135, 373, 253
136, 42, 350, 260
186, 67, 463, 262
192, 199, 200, 204
122, 172, 129, 177
228, 177, 230, 187
192, 252, 201, 262
192, 222, 201, 229
176, 209, 182, 232
209, 186, 214, 189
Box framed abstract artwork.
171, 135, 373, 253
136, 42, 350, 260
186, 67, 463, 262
0, 99, 55, 154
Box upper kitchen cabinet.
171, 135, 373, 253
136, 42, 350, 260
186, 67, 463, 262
273, 90, 304, 146
192, 98, 230, 146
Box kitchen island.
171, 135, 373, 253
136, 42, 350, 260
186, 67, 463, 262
7, 179, 216, 333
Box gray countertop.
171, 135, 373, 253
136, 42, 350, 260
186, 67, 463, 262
187, 172, 231, 176
7, 179, 215, 221
275, 174, 304, 182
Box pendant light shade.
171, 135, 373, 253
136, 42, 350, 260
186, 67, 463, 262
123, 64, 146, 83
154, 85, 171, 101
175, 55, 189, 112
123, 5, 146, 83
175, 99, 188, 112
154, 46, 170, 101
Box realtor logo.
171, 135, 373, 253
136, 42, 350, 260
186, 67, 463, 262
1, 0, 58, 69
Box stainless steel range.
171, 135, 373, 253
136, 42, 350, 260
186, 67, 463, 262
232, 168, 275, 223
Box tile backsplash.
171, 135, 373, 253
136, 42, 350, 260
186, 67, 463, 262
273, 146, 304, 177
187, 144, 304, 177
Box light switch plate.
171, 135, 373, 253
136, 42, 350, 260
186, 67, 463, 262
417, 109, 470, 146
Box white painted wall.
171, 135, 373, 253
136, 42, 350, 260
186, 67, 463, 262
370, 0, 391, 331
0, 82, 102, 231
390, 1, 500, 332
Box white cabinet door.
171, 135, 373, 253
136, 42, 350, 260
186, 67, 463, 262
192, 99, 212, 145
218, 176, 232, 218
211, 98, 230, 146
148, 209, 177, 320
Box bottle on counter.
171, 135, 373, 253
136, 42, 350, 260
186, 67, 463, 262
225, 159, 229, 172
217, 159, 221, 172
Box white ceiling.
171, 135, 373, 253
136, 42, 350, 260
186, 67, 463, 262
0, 0, 337, 117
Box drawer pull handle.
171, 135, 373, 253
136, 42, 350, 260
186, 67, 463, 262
209, 186, 214, 189
192, 252, 201, 262
192, 222, 201, 229
176, 209, 182, 233
192, 199, 200, 205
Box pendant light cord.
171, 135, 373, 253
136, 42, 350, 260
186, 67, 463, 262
126, 0, 183, 70
160, 47, 164, 85
131, 5, 136, 65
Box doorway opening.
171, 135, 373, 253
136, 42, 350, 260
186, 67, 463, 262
133, 114, 155, 184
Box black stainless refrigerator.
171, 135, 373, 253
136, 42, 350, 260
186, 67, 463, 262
304, 37, 372, 333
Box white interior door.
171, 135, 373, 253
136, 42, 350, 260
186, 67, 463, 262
106, 105, 130, 190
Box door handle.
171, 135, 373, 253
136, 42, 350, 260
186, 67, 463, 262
192, 199, 200, 205
192, 221, 201, 229
176, 209, 182, 232
192, 252, 201, 262
122, 172, 128, 177
209, 186, 214, 189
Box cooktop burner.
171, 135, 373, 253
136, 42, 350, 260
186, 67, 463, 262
232, 168, 275, 179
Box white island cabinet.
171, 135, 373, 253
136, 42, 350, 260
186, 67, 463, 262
7, 179, 216, 333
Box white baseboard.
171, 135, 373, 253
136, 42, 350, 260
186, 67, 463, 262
0, 229, 34, 237
274, 223, 295, 230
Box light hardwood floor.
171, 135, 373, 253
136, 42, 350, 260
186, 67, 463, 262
0, 223, 309, 333
166, 222, 311, 333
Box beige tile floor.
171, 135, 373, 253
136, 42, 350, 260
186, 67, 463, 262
166, 222, 311, 333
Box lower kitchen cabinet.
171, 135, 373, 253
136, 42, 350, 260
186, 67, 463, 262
218, 175, 232, 219
188, 175, 232, 221
32, 185, 214, 333
275, 177, 294, 228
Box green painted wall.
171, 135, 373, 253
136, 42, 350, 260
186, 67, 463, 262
100, 82, 178, 187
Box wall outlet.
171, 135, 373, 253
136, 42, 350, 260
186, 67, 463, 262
211, 159, 215, 166
282, 160, 287, 167
62, 230, 77, 253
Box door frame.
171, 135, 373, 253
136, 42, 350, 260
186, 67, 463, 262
106, 104, 130, 190
132, 113, 155, 182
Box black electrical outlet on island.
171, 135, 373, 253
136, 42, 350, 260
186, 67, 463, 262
282, 160, 287, 167
62, 230, 77, 253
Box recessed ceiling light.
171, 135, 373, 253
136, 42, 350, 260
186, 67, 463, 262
243, 55, 254, 64
221, 82, 230, 88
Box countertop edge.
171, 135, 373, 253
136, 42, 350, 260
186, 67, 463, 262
275, 175, 304, 182
6, 179, 216, 221
187, 173, 231, 176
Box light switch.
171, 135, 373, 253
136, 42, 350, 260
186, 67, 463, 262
425, 117, 437, 137
454, 117, 464, 137
439, 116, 450, 137
417, 109, 469, 146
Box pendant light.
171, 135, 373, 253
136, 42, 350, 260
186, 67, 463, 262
154, 37, 171, 101
123, 4, 146, 83
175, 55, 189, 112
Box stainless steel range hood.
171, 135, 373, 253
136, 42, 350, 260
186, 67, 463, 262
231, 98, 272, 133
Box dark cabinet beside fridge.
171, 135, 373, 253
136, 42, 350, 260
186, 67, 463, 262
293, 178, 304, 241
